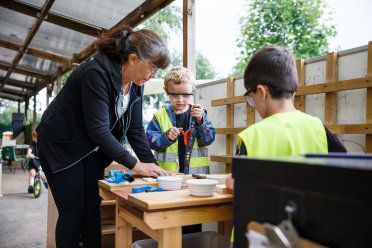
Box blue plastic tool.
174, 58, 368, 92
104, 170, 134, 184
132, 185, 163, 193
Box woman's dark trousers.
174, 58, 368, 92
38, 145, 111, 248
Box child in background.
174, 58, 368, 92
27, 131, 48, 193
146, 66, 215, 175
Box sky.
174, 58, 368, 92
20, 0, 372, 114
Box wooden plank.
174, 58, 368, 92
183, 0, 196, 75
100, 188, 116, 201
102, 200, 116, 206
246, 103, 255, 127
325, 124, 372, 134
98, 179, 158, 191
0, 64, 48, 81
215, 128, 246, 135
118, 206, 158, 241
7, 81, 34, 90
102, 224, 116, 235
0, 39, 68, 64
295, 59, 305, 112
296, 76, 372, 96
0, 93, 24, 102
128, 189, 233, 210
116, 200, 132, 248
218, 220, 233, 236
0, 0, 55, 92
215, 185, 233, 194
247, 221, 328, 248
0, 0, 104, 37
158, 227, 182, 248
210, 155, 232, 164
47, 189, 58, 248
2, 89, 27, 98
324, 52, 338, 125
211, 95, 246, 107
226, 77, 234, 173
367, 41, 372, 153
144, 204, 233, 229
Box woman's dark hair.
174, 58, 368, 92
244, 46, 298, 99
95, 26, 170, 69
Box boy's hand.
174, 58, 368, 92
191, 104, 203, 126
168, 127, 181, 141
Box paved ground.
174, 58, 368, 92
0, 163, 48, 248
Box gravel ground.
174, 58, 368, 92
0, 163, 48, 248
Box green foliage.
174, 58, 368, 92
232, 0, 337, 76
135, 6, 183, 43
0, 98, 42, 134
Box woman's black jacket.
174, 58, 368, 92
36, 52, 157, 173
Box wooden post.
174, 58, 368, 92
366, 42, 372, 153
57, 66, 62, 93
72, 53, 79, 71
183, 0, 196, 75
226, 77, 234, 173
18, 101, 20, 113
47, 190, 58, 248
46, 88, 50, 107
33, 93, 36, 130
324, 52, 338, 125
24, 97, 28, 122
158, 227, 182, 248
295, 59, 305, 112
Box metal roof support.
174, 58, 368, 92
0, 0, 105, 37
0, 0, 55, 92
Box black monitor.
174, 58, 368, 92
232, 155, 372, 248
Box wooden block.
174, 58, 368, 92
210, 155, 232, 164
216, 185, 233, 194
211, 95, 245, 107
142, 178, 157, 182
144, 204, 233, 229
215, 128, 246, 134
246, 103, 255, 127
325, 124, 372, 134
98, 179, 158, 191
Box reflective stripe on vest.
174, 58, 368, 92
153, 107, 209, 173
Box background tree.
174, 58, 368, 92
231, 0, 337, 76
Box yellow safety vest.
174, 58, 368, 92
238, 111, 328, 156
232, 111, 327, 244
153, 107, 209, 174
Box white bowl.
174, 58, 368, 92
206, 175, 228, 185
157, 176, 183, 191
186, 179, 219, 197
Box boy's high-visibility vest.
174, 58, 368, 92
153, 107, 209, 174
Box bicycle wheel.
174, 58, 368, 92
34, 178, 42, 198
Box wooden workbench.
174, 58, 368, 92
99, 184, 233, 248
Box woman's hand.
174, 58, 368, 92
225, 173, 234, 191
191, 104, 203, 126
132, 161, 176, 177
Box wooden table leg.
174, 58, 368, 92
218, 220, 233, 235
116, 199, 132, 248
158, 226, 182, 248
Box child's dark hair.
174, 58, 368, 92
244, 46, 298, 99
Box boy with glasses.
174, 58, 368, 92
146, 66, 215, 174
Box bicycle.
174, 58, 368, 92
33, 156, 45, 198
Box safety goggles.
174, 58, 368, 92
167, 91, 194, 101
244, 85, 296, 108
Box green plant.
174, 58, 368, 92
232, 0, 337, 76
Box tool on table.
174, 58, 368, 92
192, 174, 207, 179
182, 105, 196, 174
104, 170, 135, 184
132, 185, 163, 193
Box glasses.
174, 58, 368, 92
139, 58, 159, 74
244, 85, 296, 107
167, 91, 194, 101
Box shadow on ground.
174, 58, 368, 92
0, 164, 48, 248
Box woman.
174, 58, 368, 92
36, 26, 173, 247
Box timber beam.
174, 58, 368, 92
0, 93, 25, 102
2, 88, 28, 98
0, 39, 70, 65
6, 80, 36, 91
0, 0, 104, 37
0, 64, 49, 81
0, 0, 55, 92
